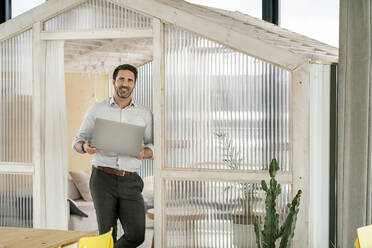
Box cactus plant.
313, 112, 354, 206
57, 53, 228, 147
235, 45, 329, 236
254, 159, 302, 248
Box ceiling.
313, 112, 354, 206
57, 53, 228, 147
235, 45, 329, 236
64, 37, 153, 73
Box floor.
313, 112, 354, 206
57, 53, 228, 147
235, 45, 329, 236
138, 216, 154, 248
139, 227, 154, 248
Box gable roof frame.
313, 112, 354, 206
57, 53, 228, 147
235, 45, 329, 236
0, 0, 87, 42
108, 0, 308, 71
0, 0, 308, 71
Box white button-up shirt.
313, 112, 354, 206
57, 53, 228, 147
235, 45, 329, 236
72, 97, 153, 173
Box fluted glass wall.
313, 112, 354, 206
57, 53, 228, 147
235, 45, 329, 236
0, 31, 33, 228
0, 173, 33, 227
44, 0, 151, 31
135, 62, 153, 179
165, 25, 291, 171
0, 30, 33, 163
165, 179, 291, 247
116, 63, 153, 238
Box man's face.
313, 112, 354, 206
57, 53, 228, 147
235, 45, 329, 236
113, 69, 136, 99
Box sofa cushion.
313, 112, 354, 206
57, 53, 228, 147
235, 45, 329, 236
143, 193, 154, 210
74, 199, 96, 211
67, 179, 82, 200
69, 170, 92, 201
68, 199, 97, 232
69, 212, 98, 233
68, 199, 88, 217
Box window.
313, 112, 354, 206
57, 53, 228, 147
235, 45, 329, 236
280, 0, 339, 47
186, 0, 262, 19
12, 0, 45, 18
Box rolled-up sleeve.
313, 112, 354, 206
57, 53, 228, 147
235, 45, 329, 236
72, 104, 96, 152
143, 111, 154, 156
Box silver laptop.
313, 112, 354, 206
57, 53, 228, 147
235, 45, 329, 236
91, 118, 145, 156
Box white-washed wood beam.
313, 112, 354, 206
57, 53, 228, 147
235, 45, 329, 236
64, 50, 152, 71
40, 28, 152, 40
64, 38, 152, 55
64, 57, 152, 73
64, 47, 94, 53
64, 54, 152, 63
185, 8, 337, 64
0, 0, 87, 42
202, 6, 338, 55
0, 163, 34, 174
32, 22, 47, 228
64, 62, 147, 73
65, 41, 104, 48
160, 169, 292, 184
292, 64, 310, 247
71, 50, 152, 58
76, 38, 149, 56
64, 57, 150, 69
64, 36, 153, 73
152, 18, 165, 248
69, 48, 153, 56
155, 1, 337, 64
109, 0, 307, 70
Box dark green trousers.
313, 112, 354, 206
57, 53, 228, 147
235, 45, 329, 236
90, 167, 145, 248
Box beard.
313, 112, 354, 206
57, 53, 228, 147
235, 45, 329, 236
115, 85, 133, 99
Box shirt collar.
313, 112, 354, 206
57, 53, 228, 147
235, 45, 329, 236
109, 96, 136, 107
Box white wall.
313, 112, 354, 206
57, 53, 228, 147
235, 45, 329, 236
309, 64, 331, 247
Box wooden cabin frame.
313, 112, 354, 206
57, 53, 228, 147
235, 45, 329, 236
0, 0, 338, 247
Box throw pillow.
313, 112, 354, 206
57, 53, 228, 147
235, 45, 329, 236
68, 199, 88, 217
69, 170, 92, 201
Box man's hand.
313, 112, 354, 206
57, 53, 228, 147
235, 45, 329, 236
135, 146, 145, 160
83, 140, 102, 154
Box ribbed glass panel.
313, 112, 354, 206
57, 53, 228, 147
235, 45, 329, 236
44, 0, 151, 31
135, 62, 153, 179
165, 25, 291, 171
135, 62, 153, 111
116, 62, 153, 238
165, 179, 291, 248
108, 62, 153, 178
0, 30, 33, 163
136, 62, 153, 179
0, 173, 33, 227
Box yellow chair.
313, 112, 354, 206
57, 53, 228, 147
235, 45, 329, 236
78, 229, 113, 248
356, 225, 372, 248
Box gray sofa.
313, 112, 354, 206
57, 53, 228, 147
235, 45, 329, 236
67, 179, 98, 232
67, 175, 154, 233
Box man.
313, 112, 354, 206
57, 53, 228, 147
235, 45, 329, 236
72, 64, 153, 248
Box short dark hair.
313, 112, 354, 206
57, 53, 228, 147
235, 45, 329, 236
112, 64, 138, 81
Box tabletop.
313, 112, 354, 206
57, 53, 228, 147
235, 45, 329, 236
0, 227, 95, 248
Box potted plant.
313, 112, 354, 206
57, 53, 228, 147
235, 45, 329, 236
215, 132, 302, 247
215, 131, 256, 247
229, 183, 256, 248
254, 159, 302, 248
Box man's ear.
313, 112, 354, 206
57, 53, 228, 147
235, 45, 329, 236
112, 79, 115, 85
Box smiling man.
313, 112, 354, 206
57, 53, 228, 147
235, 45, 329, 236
72, 64, 153, 248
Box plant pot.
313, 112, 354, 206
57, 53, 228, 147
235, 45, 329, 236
232, 214, 256, 248
232, 223, 255, 248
